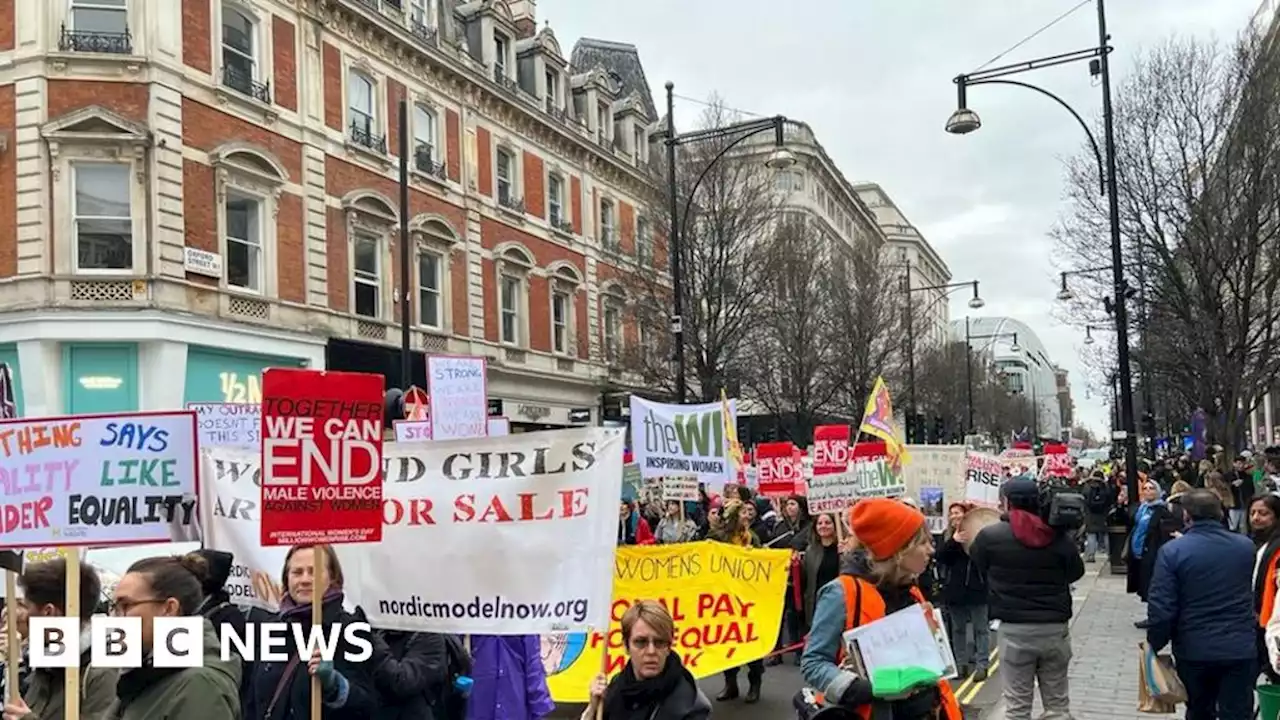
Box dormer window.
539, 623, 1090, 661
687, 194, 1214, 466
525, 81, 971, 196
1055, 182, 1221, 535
633, 126, 646, 161
544, 70, 559, 110
494, 32, 510, 78
596, 104, 609, 140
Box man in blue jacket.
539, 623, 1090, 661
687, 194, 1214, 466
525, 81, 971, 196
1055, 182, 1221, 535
1146, 489, 1256, 720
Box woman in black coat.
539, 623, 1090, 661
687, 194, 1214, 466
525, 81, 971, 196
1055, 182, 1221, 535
371, 630, 451, 720
1126, 480, 1185, 618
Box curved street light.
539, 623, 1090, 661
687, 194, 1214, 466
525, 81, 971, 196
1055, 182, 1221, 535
664, 82, 794, 403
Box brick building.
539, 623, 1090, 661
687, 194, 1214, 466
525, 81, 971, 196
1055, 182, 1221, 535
0, 0, 662, 428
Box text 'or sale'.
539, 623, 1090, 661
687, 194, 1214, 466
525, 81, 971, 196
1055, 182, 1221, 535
259, 369, 385, 547
0, 411, 197, 548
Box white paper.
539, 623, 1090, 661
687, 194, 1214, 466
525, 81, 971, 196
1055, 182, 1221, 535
842, 603, 956, 681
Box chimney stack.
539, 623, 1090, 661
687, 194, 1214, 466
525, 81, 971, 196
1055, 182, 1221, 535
508, 0, 537, 39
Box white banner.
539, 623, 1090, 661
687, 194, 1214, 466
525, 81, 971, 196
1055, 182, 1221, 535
965, 452, 1004, 507
628, 397, 735, 485
199, 428, 623, 634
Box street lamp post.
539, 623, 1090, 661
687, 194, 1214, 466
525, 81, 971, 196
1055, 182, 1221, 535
945, 0, 1140, 506
662, 82, 796, 403
965, 316, 1020, 436
903, 271, 985, 442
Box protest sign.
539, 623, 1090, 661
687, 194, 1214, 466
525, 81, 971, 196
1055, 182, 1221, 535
900, 445, 968, 505
756, 442, 801, 498
661, 476, 699, 502
259, 369, 384, 547
999, 448, 1035, 477
806, 471, 859, 513
0, 411, 197, 548
544, 542, 789, 702
393, 419, 433, 443
200, 428, 624, 634
920, 487, 945, 534
629, 397, 734, 485
1042, 451, 1074, 478
427, 356, 488, 440
852, 459, 903, 498
965, 452, 1004, 507
487, 417, 510, 436
812, 425, 850, 475
189, 403, 259, 449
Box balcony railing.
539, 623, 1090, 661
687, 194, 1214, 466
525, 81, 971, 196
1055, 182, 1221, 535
552, 218, 574, 235
59, 25, 132, 54
410, 22, 437, 48
414, 143, 446, 180
497, 193, 525, 214
492, 65, 519, 93
222, 65, 272, 104
349, 122, 388, 154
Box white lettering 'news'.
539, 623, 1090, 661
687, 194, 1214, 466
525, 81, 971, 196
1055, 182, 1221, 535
27, 617, 374, 668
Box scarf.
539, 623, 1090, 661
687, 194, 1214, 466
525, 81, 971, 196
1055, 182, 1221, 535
116, 658, 183, 706
278, 588, 345, 619
601, 653, 685, 720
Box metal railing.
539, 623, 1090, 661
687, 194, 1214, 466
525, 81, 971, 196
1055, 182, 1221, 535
222, 65, 272, 104
59, 25, 132, 54
414, 143, 446, 180
497, 193, 525, 214
349, 122, 388, 154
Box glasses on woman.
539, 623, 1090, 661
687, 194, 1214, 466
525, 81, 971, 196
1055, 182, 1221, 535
629, 636, 671, 651
111, 598, 166, 616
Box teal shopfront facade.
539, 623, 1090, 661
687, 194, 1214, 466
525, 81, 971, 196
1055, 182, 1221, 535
184, 346, 308, 404
65, 343, 139, 414
0, 343, 24, 416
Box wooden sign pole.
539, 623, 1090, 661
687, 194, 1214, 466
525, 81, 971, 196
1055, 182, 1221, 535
64, 551, 81, 720
310, 546, 327, 720
5, 571, 18, 702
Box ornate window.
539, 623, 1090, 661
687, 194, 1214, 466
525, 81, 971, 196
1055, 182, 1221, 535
414, 218, 459, 332
494, 245, 533, 347
347, 69, 385, 153
412, 104, 444, 178
343, 192, 397, 320
636, 215, 653, 265
547, 173, 565, 228
548, 264, 581, 357
63, 0, 131, 54
220, 3, 270, 103
495, 147, 516, 204
212, 145, 287, 295
602, 286, 626, 362
599, 198, 616, 251
43, 106, 151, 277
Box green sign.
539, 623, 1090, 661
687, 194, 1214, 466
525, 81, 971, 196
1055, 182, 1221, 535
184, 347, 306, 404
854, 459, 905, 498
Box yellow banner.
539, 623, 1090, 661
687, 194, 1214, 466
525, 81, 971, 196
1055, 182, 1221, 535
545, 541, 790, 703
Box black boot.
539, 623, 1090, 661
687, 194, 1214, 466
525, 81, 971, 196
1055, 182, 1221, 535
717, 677, 739, 701
766, 655, 783, 667
745, 680, 762, 704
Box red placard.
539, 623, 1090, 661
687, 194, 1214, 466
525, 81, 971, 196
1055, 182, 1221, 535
851, 440, 887, 462
1042, 447, 1074, 478
812, 425, 851, 476
260, 368, 385, 547
756, 441, 801, 498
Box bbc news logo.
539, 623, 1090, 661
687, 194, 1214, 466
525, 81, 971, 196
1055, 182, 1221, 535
29, 617, 374, 668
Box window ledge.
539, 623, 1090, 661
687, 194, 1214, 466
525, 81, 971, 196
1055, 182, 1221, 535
214, 85, 279, 125
47, 51, 147, 77
410, 167, 449, 189
549, 222, 574, 240
345, 141, 395, 171
497, 204, 526, 223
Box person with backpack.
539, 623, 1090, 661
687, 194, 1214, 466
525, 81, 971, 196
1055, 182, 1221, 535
800, 498, 963, 720
370, 629, 451, 720
1081, 471, 1115, 562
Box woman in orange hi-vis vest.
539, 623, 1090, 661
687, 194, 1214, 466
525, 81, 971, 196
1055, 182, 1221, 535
1247, 494, 1280, 681
799, 498, 963, 720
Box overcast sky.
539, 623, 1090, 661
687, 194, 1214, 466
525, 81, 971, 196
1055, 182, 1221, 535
538, 0, 1262, 437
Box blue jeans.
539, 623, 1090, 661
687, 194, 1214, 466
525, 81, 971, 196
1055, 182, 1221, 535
1176, 658, 1256, 720
1084, 531, 1106, 560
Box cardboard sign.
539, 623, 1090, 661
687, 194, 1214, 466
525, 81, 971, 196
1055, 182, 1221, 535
965, 452, 1004, 507
806, 471, 859, 513
812, 425, 851, 476
756, 442, 801, 498
0, 411, 198, 548
188, 402, 260, 449
661, 476, 699, 502
427, 356, 488, 440
259, 369, 385, 546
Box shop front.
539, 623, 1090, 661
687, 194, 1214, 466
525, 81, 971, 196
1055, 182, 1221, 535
0, 311, 326, 415
184, 347, 309, 404
489, 398, 596, 432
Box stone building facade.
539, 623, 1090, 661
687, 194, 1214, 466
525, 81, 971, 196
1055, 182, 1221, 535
0, 0, 661, 427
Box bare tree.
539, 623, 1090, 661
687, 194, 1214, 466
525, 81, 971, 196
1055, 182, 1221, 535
826, 243, 906, 415
621, 100, 785, 401
1053, 32, 1280, 446
740, 215, 842, 441
1070, 425, 1101, 446
914, 341, 1036, 444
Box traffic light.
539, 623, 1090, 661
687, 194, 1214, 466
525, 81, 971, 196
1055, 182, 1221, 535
1141, 412, 1156, 435
931, 416, 944, 445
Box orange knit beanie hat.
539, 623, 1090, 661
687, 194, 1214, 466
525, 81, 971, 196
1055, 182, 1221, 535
848, 497, 927, 560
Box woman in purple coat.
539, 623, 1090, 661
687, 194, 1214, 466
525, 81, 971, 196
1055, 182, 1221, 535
466, 635, 555, 720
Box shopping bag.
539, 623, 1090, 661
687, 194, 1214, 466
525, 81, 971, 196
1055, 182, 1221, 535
1145, 644, 1187, 704
1137, 642, 1179, 713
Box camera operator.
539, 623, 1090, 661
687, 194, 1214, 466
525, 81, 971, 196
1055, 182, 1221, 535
969, 477, 1085, 720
